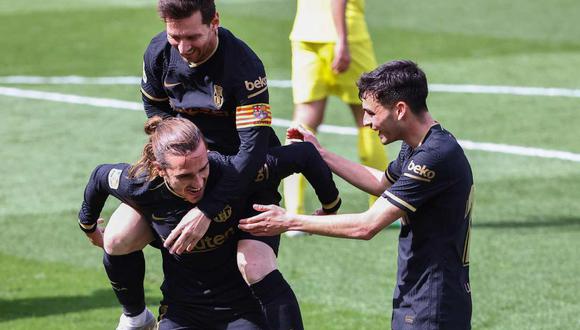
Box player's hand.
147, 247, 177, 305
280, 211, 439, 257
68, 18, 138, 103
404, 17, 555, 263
286, 125, 322, 151
238, 204, 292, 236
332, 41, 351, 74
85, 218, 105, 248
164, 208, 211, 255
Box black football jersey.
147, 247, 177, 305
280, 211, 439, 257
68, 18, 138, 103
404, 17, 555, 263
383, 124, 473, 329
140, 27, 281, 222
78, 143, 340, 311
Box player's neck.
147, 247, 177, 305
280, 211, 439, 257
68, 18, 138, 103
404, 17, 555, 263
404, 113, 436, 148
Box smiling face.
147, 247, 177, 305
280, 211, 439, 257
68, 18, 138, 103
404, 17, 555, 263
165, 10, 219, 64
362, 94, 402, 145
157, 142, 209, 204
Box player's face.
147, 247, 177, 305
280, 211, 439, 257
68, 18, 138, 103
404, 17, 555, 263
166, 11, 219, 64
159, 143, 210, 204
362, 95, 399, 145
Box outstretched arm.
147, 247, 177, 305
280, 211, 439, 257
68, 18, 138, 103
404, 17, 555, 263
239, 197, 405, 239
288, 126, 390, 196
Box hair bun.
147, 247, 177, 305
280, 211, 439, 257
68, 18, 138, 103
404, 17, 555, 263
144, 116, 164, 135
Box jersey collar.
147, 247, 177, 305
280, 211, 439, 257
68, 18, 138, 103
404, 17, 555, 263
417, 122, 441, 148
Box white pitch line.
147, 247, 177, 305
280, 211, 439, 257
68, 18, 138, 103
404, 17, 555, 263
1, 86, 580, 163
1, 76, 580, 98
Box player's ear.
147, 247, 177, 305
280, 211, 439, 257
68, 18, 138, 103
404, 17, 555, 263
154, 161, 167, 178
211, 12, 220, 31
395, 101, 407, 120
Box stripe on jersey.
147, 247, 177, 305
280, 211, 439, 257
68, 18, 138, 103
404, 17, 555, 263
383, 191, 417, 212
141, 87, 169, 102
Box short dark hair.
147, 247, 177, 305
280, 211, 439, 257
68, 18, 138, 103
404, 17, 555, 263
357, 60, 428, 114
158, 0, 216, 24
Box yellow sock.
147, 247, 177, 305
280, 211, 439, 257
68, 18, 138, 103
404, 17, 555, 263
283, 173, 306, 214
358, 126, 388, 208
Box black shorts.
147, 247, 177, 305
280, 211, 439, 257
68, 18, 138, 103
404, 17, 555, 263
158, 304, 267, 330
237, 187, 282, 255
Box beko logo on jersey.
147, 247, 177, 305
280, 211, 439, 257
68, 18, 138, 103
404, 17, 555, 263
245, 76, 267, 91
407, 160, 436, 179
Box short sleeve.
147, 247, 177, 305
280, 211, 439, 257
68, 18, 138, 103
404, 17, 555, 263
382, 149, 453, 213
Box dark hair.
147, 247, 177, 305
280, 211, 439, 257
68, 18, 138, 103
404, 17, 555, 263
129, 116, 206, 180
158, 0, 216, 24
357, 60, 428, 114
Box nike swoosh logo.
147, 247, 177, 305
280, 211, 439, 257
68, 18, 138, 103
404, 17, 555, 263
163, 81, 182, 88
151, 214, 170, 221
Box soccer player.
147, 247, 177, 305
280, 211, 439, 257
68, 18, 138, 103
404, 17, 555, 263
94, 0, 304, 328
240, 60, 474, 329
79, 117, 341, 329
284, 0, 387, 222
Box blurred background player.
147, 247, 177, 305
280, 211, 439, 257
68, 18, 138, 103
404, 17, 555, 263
284, 0, 387, 229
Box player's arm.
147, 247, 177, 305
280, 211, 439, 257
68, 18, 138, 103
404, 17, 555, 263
196, 59, 273, 222
288, 126, 390, 196
266, 143, 341, 214
141, 35, 173, 118
78, 164, 134, 248
330, 0, 350, 73
239, 196, 405, 240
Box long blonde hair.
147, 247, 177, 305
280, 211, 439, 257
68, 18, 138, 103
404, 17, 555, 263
129, 116, 206, 181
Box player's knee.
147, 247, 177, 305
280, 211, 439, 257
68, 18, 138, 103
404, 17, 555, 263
103, 232, 129, 255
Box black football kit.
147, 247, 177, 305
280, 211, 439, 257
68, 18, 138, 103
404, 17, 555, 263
383, 124, 473, 329
79, 143, 340, 328
141, 27, 280, 220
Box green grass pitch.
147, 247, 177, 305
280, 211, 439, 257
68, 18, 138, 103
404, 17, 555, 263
1, 0, 580, 329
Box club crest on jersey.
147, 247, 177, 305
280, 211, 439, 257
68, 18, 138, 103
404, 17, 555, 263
213, 84, 224, 109
253, 104, 269, 120
406, 160, 436, 180
108, 168, 122, 190
213, 205, 232, 223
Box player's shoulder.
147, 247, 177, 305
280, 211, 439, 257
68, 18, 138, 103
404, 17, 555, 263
414, 124, 469, 173
219, 27, 263, 69
97, 163, 159, 192
144, 31, 170, 61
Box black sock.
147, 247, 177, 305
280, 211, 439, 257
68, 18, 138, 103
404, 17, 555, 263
103, 250, 146, 317
250, 270, 304, 330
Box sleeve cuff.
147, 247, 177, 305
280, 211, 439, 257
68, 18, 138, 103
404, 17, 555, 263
322, 197, 342, 214
78, 219, 97, 233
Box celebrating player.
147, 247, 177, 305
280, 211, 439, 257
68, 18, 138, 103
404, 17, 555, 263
94, 0, 304, 328
240, 60, 474, 329
79, 117, 341, 329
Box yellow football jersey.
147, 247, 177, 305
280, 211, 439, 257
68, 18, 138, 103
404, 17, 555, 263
290, 0, 371, 42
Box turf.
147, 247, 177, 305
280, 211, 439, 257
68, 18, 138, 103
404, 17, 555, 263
1, 0, 580, 329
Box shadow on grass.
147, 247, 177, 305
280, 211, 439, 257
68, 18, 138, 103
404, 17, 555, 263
474, 216, 580, 229
0, 289, 161, 322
